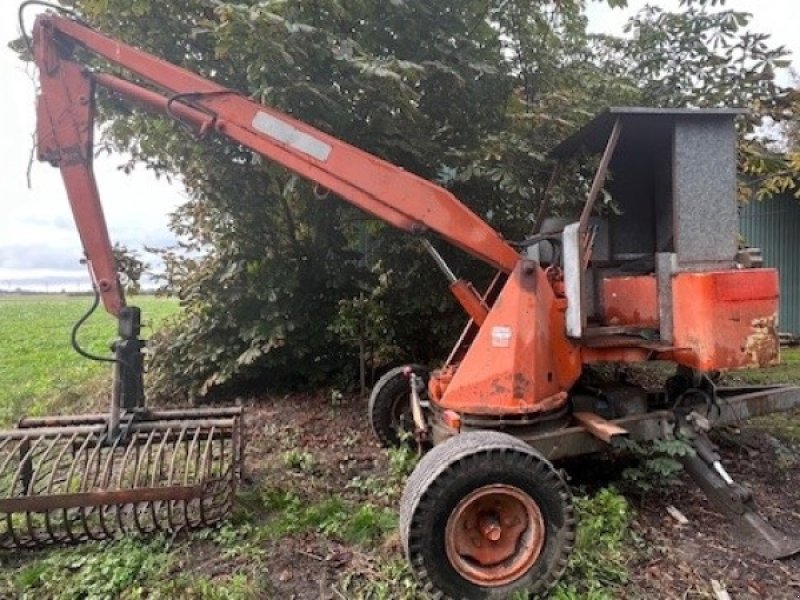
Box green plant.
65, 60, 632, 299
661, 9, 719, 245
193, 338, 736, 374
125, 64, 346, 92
387, 437, 419, 478
281, 449, 316, 472
618, 438, 695, 498
10, 536, 173, 600
336, 557, 422, 600
348, 439, 420, 503
552, 487, 632, 599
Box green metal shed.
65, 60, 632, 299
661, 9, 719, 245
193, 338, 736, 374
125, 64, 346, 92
739, 194, 800, 336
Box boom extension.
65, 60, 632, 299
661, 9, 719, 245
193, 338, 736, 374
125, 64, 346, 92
34, 13, 520, 319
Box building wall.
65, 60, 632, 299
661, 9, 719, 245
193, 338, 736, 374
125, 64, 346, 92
740, 195, 800, 335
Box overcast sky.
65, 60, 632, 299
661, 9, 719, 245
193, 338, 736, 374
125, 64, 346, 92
1, 0, 797, 291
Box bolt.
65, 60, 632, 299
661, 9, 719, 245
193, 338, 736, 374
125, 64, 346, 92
479, 513, 502, 542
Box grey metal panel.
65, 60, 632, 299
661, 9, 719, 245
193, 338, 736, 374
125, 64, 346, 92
551, 107, 745, 158
673, 117, 738, 264
740, 195, 800, 335
656, 252, 678, 343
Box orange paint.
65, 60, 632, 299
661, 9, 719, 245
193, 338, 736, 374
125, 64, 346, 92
602, 275, 659, 328
672, 269, 779, 370
433, 262, 581, 415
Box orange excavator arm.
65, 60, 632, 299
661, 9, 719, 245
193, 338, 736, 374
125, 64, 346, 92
31, 12, 520, 317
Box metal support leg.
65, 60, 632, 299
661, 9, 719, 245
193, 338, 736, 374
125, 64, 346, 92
681, 431, 800, 559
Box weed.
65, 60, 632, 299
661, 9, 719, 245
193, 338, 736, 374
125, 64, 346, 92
152, 573, 259, 600
256, 485, 395, 545
346, 504, 398, 543
617, 437, 694, 499
336, 556, 422, 599
552, 487, 632, 599
387, 438, 419, 478
348, 441, 419, 504
281, 448, 316, 472
6, 536, 173, 600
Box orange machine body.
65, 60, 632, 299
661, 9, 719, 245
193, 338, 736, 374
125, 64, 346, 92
431, 262, 581, 416
671, 269, 780, 370
429, 265, 780, 417
601, 275, 659, 328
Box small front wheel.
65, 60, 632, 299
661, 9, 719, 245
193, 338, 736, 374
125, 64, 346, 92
368, 365, 428, 447
400, 431, 575, 599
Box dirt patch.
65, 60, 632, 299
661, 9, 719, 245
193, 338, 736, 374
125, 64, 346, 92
235, 392, 393, 598
624, 428, 800, 599
219, 392, 800, 599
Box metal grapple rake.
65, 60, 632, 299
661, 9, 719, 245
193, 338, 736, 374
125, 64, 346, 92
0, 304, 243, 548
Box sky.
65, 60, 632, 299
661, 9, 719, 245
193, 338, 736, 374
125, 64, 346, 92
1, 0, 797, 291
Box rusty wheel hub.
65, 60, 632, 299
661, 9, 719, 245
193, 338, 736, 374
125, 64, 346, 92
444, 483, 545, 587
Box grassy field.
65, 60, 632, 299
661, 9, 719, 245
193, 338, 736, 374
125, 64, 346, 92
0, 294, 178, 424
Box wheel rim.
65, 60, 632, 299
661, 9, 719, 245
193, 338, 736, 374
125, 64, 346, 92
444, 484, 545, 587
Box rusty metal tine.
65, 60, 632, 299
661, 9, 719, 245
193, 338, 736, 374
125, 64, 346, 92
43, 431, 80, 543
61, 431, 96, 543
149, 426, 173, 531
92, 430, 126, 540
0, 436, 27, 494
165, 425, 188, 531
78, 430, 108, 541
197, 426, 216, 526
22, 434, 62, 545
182, 427, 203, 528
13, 437, 45, 497
0, 436, 16, 456
114, 433, 141, 536
131, 428, 158, 534
1, 435, 31, 548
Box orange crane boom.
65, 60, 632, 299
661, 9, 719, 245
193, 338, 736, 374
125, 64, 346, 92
33, 13, 519, 319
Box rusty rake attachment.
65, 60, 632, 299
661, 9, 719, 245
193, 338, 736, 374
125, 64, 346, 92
0, 407, 242, 548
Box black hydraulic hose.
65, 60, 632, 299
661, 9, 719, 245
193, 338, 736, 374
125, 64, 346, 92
18, 1, 87, 57
70, 290, 117, 364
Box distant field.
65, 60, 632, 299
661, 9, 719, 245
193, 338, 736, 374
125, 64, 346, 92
0, 294, 179, 424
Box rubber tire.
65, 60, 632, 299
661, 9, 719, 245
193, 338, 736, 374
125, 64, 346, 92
368, 364, 428, 447
400, 431, 575, 599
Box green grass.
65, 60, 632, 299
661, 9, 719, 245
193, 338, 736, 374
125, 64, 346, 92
725, 347, 800, 444
0, 294, 179, 424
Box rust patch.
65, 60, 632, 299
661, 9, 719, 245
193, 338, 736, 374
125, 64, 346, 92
744, 313, 780, 368
490, 379, 509, 396
512, 373, 530, 399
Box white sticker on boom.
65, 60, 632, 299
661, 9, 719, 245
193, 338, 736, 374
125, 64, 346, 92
251, 111, 332, 162
491, 326, 512, 348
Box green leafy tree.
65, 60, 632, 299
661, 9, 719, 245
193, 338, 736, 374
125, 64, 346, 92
112, 243, 148, 295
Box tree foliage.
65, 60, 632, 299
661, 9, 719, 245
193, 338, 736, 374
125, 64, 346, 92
30, 0, 795, 397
